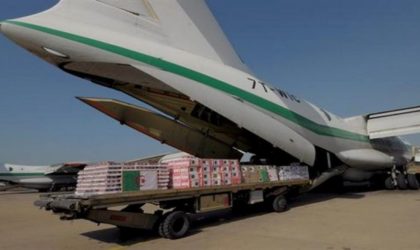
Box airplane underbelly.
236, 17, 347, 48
0, 176, 15, 183
336, 149, 394, 170
342, 168, 375, 182
16, 176, 76, 189
133, 65, 317, 165
17, 177, 53, 184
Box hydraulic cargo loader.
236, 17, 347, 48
35, 179, 309, 239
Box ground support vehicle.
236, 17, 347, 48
35, 179, 309, 239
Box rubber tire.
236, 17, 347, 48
397, 174, 408, 190
158, 221, 165, 238
157, 213, 169, 238
407, 175, 419, 190
161, 211, 190, 239
384, 177, 395, 190
272, 196, 288, 213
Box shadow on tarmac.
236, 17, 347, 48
82, 226, 204, 245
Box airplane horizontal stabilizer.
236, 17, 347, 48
78, 97, 242, 159
367, 106, 420, 139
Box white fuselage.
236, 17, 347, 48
0, 1, 412, 177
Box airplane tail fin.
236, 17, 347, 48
97, 0, 251, 73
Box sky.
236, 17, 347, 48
1, 0, 420, 165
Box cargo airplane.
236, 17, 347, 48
1, 0, 420, 190
0, 162, 87, 192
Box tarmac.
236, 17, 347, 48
0, 189, 420, 250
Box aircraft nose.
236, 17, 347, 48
0, 19, 41, 53
0, 21, 4, 34
0, 20, 18, 40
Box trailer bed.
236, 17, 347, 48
35, 179, 310, 239
39, 179, 309, 210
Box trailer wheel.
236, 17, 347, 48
407, 175, 419, 190
397, 174, 408, 190
161, 211, 190, 239
384, 177, 395, 190
158, 221, 165, 238
157, 213, 169, 238
272, 195, 288, 213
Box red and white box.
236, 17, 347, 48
165, 158, 203, 189
76, 162, 171, 196
267, 167, 279, 182
163, 155, 243, 189
212, 178, 222, 186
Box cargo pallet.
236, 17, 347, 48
35, 179, 310, 239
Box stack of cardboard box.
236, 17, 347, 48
74, 156, 309, 196
122, 164, 170, 191
241, 165, 282, 183
75, 162, 123, 196
75, 162, 170, 196
163, 157, 242, 189
241, 165, 309, 184
241, 166, 261, 183
212, 159, 241, 186
163, 158, 201, 189
201, 159, 212, 187
278, 165, 310, 181
267, 166, 279, 181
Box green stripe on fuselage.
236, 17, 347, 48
5, 20, 369, 143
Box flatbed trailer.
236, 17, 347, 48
35, 179, 310, 239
